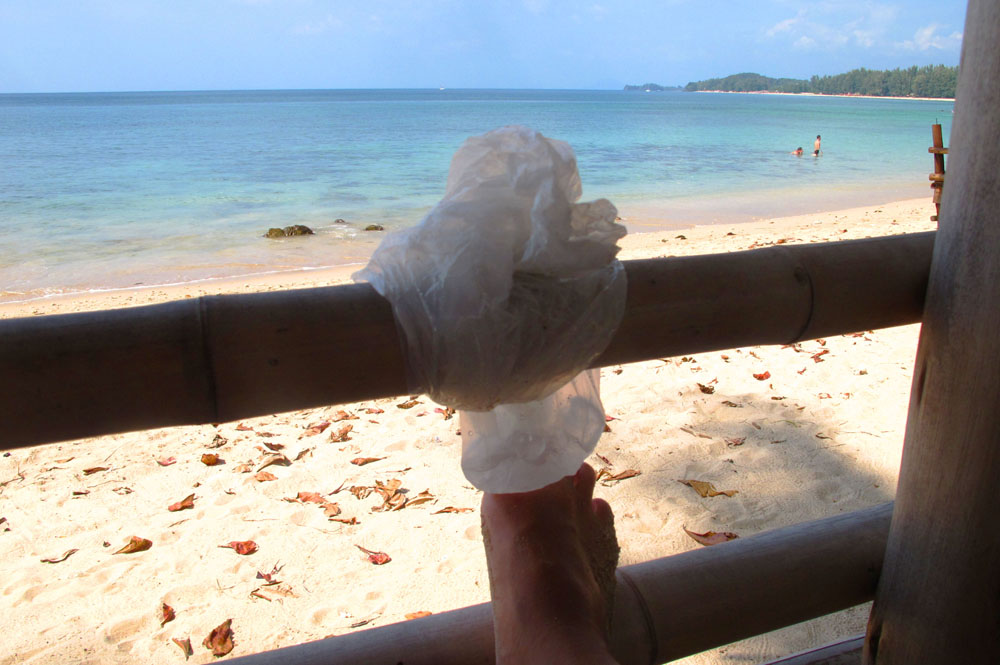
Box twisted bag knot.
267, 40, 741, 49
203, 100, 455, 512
355, 125, 627, 492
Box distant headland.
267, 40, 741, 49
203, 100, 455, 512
626, 65, 957, 99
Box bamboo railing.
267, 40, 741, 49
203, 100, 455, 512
0, 231, 934, 449
224, 503, 892, 665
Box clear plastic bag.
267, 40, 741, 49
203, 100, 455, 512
354, 125, 626, 492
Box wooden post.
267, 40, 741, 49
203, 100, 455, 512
864, 1, 1000, 662
928, 124, 947, 221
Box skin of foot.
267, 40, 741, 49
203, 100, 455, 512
481, 463, 621, 665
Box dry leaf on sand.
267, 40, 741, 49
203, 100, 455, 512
114, 536, 152, 554
596, 469, 641, 486
350, 456, 385, 466
220, 540, 258, 555
40, 549, 78, 564
677, 479, 738, 498
203, 619, 234, 657
167, 494, 196, 512
355, 544, 391, 565
405, 611, 433, 620
683, 527, 739, 546
330, 425, 353, 443
160, 602, 176, 626
172, 637, 193, 659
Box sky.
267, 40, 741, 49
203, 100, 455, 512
0, 0, 968, 93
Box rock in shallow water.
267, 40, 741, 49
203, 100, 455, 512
264, 225, 314, 238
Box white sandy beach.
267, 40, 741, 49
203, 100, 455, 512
0, 197, 936, 664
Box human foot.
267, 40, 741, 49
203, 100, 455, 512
481, 463, 621, 664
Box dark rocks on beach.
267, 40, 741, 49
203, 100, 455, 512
334, 218, 347, 224
364, 224, 385, 231
264, 225, 315, 238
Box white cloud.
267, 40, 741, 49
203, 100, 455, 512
793, 35, 817, 50
766, 16, 801, 37
898, 23, 963, 51
522, 0, 548, 14
764, 2, 901, 51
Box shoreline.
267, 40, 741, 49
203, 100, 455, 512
0, 196, 935, 320
693, 89, 955, 102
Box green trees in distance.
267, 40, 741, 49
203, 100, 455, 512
631, 65, 957, 98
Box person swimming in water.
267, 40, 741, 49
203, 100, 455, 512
792, 147, 803, 156
813, 135, 822, 156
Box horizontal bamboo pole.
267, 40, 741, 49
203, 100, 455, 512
225, 503, 892, 665
765, 636, 863, 665
0, 232, 934, 449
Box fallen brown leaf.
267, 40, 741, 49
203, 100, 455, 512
114, 536, 152, 554
434, 407, 456, 420
683, 527, 739, 546
333, 410, 360, 422
303, 421, 331, 436
160, 602, 176, 626
172, 637, 193, 659
235, 423, 254, 431
286, 491, 327, 504
167, 494, 195, 512
40, 548, 78, 563
330, 425, 353, 443
263, 441, 285, 452
396, 399, 420, 409
257, 453, 291, 472
221, 540, 258, 555
402, 490, 435, 509
255, 471, 278, 482
203, 619, 234, 657
82, 466, 109, 475
72, 489, 90, 496
323, 503, 342, 518
209, 434, 228, 448
330, 516, 359, 525
355, 544, 391, 565
433, 507, 474, 514
200, 453, 222, 466
365, 407, 384, 414
350, 456, 385, 466
696, 382, 715, 395
812, 350, 829, 362
156, 456, 177, 467
597, 469, 641, 486
725, 437, 746, 447
678, 479, 738, 498
753, 371, 771, 381
405, 611, 433, 620
721, 400, 742, 408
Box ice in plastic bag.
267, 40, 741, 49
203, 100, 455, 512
354, 125, 626, 493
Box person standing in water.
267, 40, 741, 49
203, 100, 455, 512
813, 135, 822, 156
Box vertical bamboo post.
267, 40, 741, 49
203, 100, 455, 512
863, 1, 1000, 662
929, 124, 946, 221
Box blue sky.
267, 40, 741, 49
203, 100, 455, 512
0, 0, 967, 93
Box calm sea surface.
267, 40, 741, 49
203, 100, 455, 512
0, 89, 953, 303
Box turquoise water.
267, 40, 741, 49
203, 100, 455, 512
0, 89, 953, 302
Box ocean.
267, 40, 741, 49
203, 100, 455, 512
0, 89, 953, 304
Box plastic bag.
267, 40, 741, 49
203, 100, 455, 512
354, 125, 626, 493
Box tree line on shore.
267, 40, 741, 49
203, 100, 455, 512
627, 65, 957, 98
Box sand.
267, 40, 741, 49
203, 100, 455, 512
0, 198, 936, 664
